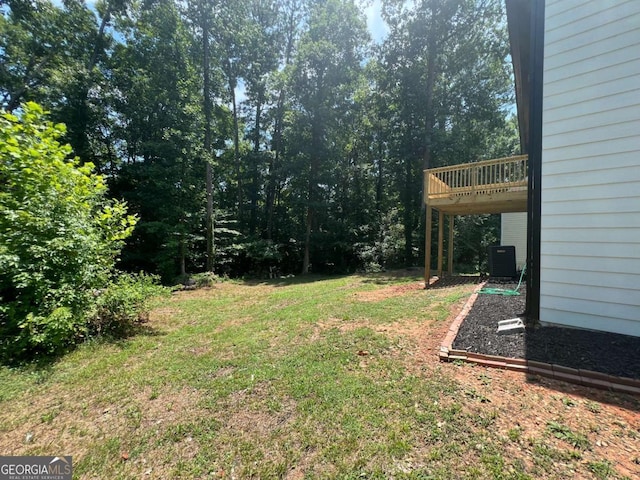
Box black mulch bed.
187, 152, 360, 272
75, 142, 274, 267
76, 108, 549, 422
452, 282, 640, 380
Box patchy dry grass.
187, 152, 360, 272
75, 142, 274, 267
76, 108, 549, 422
0, 271, 638, 479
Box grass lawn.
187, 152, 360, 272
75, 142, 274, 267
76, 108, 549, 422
1, 272, 638, 479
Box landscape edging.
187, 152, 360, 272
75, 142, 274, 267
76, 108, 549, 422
439, 282, 640, 395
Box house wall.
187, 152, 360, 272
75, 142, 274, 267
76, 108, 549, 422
501, 212, 527, 270
540, 0, 640, 336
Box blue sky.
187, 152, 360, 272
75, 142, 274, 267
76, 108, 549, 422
365, 0, 390, 44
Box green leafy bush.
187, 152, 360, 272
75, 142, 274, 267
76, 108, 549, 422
190, 272, 223, 288
89, 273, 169, 336
19, 307, 84, 356
0, 103, 137, 358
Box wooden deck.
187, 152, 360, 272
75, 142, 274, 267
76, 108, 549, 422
424, 155, 528, 214
424, 155, 528, 285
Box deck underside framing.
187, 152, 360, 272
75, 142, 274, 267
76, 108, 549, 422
424, 156, 529, 286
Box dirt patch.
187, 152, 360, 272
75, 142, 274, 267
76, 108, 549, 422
355, 281, 425, 302
132, 386, 206, 428
313, 317, 366, 336
119, 387, 209, 479
454, 366, 640, 478
311, 315, 435, 346
151, 306, 183, 319
0, 382, 206, 477
147, 305, 184, 332
213, 315, 254, 334
223, 398, 296, 438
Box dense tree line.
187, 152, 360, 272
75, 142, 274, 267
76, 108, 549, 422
1, 0, 519, 282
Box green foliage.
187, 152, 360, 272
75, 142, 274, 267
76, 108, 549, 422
0, 103, 137, 358
19, 307, 82, 357
2, 0, 519, 280
453, 214, 501, 273
0, 0, 76, 111
175, 271, 227, 289
240, 239, 284, 277
107, 0, 215, 281
189, 272, 221, 288
379, 0, 514, 266
584, 400, 602, 414
546, 421, 591, 450
587, 460, 613, 479
354, 208, 407, 272
89, 273, 169, 336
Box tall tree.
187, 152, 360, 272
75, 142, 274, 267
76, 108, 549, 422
243, 0, 280, 236
0, 0, 127, 169
108, 0, 204, 280
0, 0, 67, 111
211, 0, 250, 219
290, 0, 368, 273
380, 0, 512, 265
56, 0, 129, 171
264, 0, 304, 240
186, 0, 218, 272
0, 0, 518, 278
202, 0, 215, 272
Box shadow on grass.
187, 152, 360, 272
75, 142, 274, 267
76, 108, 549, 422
238, 268, 428, 288
235, 269, 483, 291
0, 322, 166, 370
525, 372, 640, 413
359, 268, 425, 286
239, 273, 347, 288
101, 323, 167, 348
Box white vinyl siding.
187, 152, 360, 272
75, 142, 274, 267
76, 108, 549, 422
540, 0, 640, 337
501, 213, 527, 270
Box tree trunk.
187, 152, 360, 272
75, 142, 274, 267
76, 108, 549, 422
229, 72, 242, 219
73, 4, 113, 169
403, 157, 414, 266
266, 17, 296, 239
249, 90, 262, 235
89, 5, 112, 73
266, 86, 285, 240
265, 153, 277, 239
302, 115, 322, 274
180, 237, 187, 276
375, 140, 383, 214
415, 34, 438, 264
302, 208, 312, 274
202, 1, 215, 272
422, 37, 437, 173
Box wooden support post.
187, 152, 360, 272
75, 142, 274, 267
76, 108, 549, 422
448, 214, 454, 275
437, 210, 444, 277
425, 207, 432, 287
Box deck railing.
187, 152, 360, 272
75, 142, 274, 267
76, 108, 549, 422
424, 155, 528, 201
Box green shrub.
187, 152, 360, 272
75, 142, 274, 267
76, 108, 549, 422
89, 273, 169, 336
190, 272, 221, 288
19, 307, 86, 355
174, 272, 225, 289
0, 103, 137, 359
